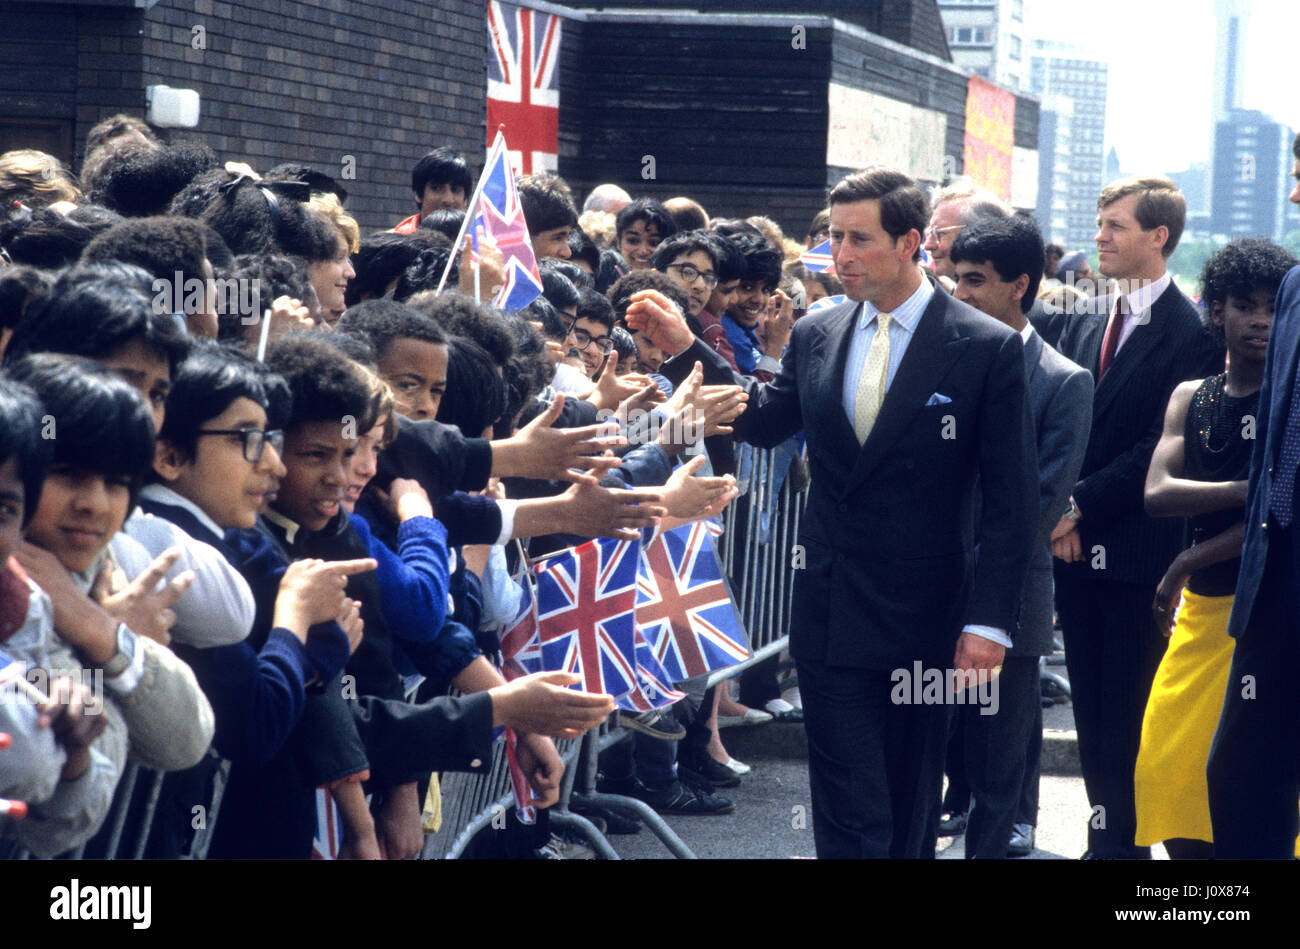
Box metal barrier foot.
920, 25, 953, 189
574, 791, 697, 859
548, 811, 621, 859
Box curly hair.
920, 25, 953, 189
264, 332, 378, 432
1199, 237, 1298, 339
88, 140, 218, 218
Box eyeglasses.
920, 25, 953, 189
665, 262, 718, 288
566, 324, 613, 353
925, 224, 965, 241
197, 428, 285, 464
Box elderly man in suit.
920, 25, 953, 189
1207, 134, 1300, 858
1053, 177, 1225, 858
948, 215, 1094, 858
627, 166, 1038, 859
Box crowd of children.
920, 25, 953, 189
0, 123, 832, 858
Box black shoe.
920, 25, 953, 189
701, 756, 744, 788
571, 800, 641, 835
1007, 822, 1035, 857
637, 780, 735, 816
618, 709, 686, 740
679, 762, 744, 795
938, 811, 968, 837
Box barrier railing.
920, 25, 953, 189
1, 444, 808, 861
422, 441, 809, 859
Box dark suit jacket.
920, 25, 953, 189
1230, 265, 1300, 636
1013, 329, 1093, 656
1027, 297, 1068, 350
1055, 280, 1226, 585
662, 287, 1038, 670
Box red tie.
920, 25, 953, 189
1098, 297, 1127, 378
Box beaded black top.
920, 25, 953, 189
1182, 373, 1258, 596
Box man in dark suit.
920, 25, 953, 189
627, 166, 1038, 858
1208, 135, 1300, 858
948, 216, 1094, 858
1053, 177, 1225, 858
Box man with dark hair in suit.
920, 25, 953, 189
627, 165, 1038, 859
1206, 133, 1300, 858
949, 215, 1093, 858
1053, 176, 1225, 858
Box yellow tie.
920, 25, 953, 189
853, 311, 891, 443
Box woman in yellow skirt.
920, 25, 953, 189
1136, 238, 1298, 859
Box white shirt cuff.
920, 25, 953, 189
494, 499, 519, 547
961, 624, 1012, 648
757, 354, 782, 374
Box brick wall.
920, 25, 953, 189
137, 0, 486, 232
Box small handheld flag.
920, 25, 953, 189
438, 129, 544, 312
800, 239, 835, 275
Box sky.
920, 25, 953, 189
1023, 0, 1297, 176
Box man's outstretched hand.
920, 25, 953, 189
624, 289, 695, 359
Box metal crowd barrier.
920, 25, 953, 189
425, 442, 810, 859
709, 440, 806, 687
2, 444, 809, 862
2, 749, 231, 861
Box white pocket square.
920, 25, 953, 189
925, 393, 952, 406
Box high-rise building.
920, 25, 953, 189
1034, 94, 1072, 245
1213, 0, 1249, 124
1209, 0, 1251, 220
937, 0, 1028, 91
1029, 39, 1109, 251
1211, 110, 1294, 241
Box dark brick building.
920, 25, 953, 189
0, 0, 1037, 237
1, 0, 486, 232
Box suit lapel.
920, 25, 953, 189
1023, 329, 1043, 388
1092, 288, 1171, 419
843, 293, 967, 494
818, 302, 864, 472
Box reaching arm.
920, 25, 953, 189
1145, 379, 1249, 517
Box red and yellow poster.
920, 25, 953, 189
962, 77, 1015, 202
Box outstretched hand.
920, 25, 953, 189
490, 670, 616, 738
494, 394, 627, 485
559, 478, 667, 540
624, 289, 695, 358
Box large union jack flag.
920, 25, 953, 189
534, 537, 640, 701
487, 0, 561, 176
637, 522, 749, 681
469, 130, 544, 312
501, 564, 681, 711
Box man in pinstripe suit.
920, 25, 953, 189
1053, 177, 1225, 858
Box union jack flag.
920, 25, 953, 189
499, 577, 539, 682
637, 522, 749, 681
800, 239, 836, 274
808, 293, 848, 315
468, 130, 544, 312
621, 627, 685, 711
534, 537, 640, 701
311, 788, 345, 860
487, 0, 561, 175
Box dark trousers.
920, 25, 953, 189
1207, 527, 1300, 858
1018, 690, 1043, 827
959, 656, 1041, 858
1054, 570, 1166, 857
799, 658, 949, 859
